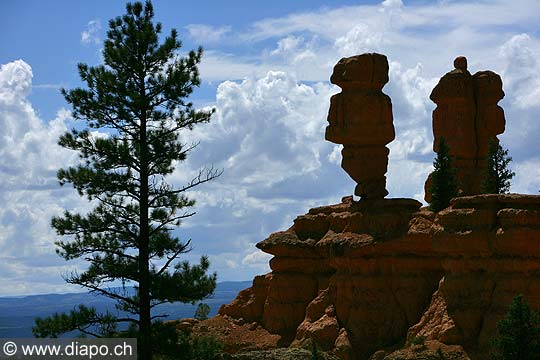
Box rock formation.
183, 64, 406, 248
219, 194, 540, 360
325, 53, 395, 200
220, 196, 444, 359
425, 56, 506, 201
407, 194, 540, 359
380, 340, 471, 359
214, 54, 539, 360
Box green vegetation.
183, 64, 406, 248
33, 305, 117, 338
231, 348, 339, 360
32, 2, 220, 359
195, 303, 211, 321
311, 340, 322, 360
492, 294, 540, 360
152, 322, 224, 360
429, 137, 458, 212
411, 335, 426, 347
483, 140, 515, 194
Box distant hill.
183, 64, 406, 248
0, 281, 251, 338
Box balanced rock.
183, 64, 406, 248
326, 53, 395, 200
425, 56, 506, 200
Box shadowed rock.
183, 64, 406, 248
325, 53, 395, 200
425, 56, 506, 201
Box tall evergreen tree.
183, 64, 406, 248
429, 137, 458, 212
483, 139, 515, 194
492, 294, 540, 360
32, 2, 220, 359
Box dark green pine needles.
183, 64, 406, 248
492, 294, 540, 360
483, 139, 515, 194
32, 2, 220, 359
429, 137, 458, 212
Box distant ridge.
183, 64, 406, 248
0, 280, 251, 338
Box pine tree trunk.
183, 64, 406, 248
139, 107, 152, 360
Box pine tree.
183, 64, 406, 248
483, 139, 515, 194
32, 2, 220, 359
429, 137, 458, 212
194, 303, 210, 321
492, 294, 540, 360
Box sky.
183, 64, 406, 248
1, 0, 539, 296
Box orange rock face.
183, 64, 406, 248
407, 194, 540, 360
219, 194, 540, 360
189, 315, 281, 354
326, 53, 395, 199
220, 196, 443, 359
292, 289, 340, 351
219, 274, 271, 324
425, 57, 506, 201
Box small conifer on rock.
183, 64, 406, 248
429, 137, 458, 212
492, 294, 540, 360
483, 139, 515, 194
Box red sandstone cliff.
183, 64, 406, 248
219, 194, 540, 359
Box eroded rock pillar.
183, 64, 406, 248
325, 53, 395, 200
425, 56, 506, 201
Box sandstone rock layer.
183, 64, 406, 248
221, 196, 443, 359
408, 194, 540, 360
219, 194, 540, 360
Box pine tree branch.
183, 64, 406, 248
115, 317, 139, 324
155, 240, 191, 276
148, 166, 222, 206
94, 194, 140, 217
147, 141, 199, 176
150, 314, 169, 320
77, 246, 136, 260
149, 212, 195, 236
66, 279, 138, 306
149, 300, 169, 308
58, 222, 135, 240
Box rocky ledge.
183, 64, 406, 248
218, 194, 540, 360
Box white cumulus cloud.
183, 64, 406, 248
81, 20, 101, 45
499, 33, 540, 109
0, 60, 88, 295
185, 24, 231, 43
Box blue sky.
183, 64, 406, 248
1, 0, 539, 295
